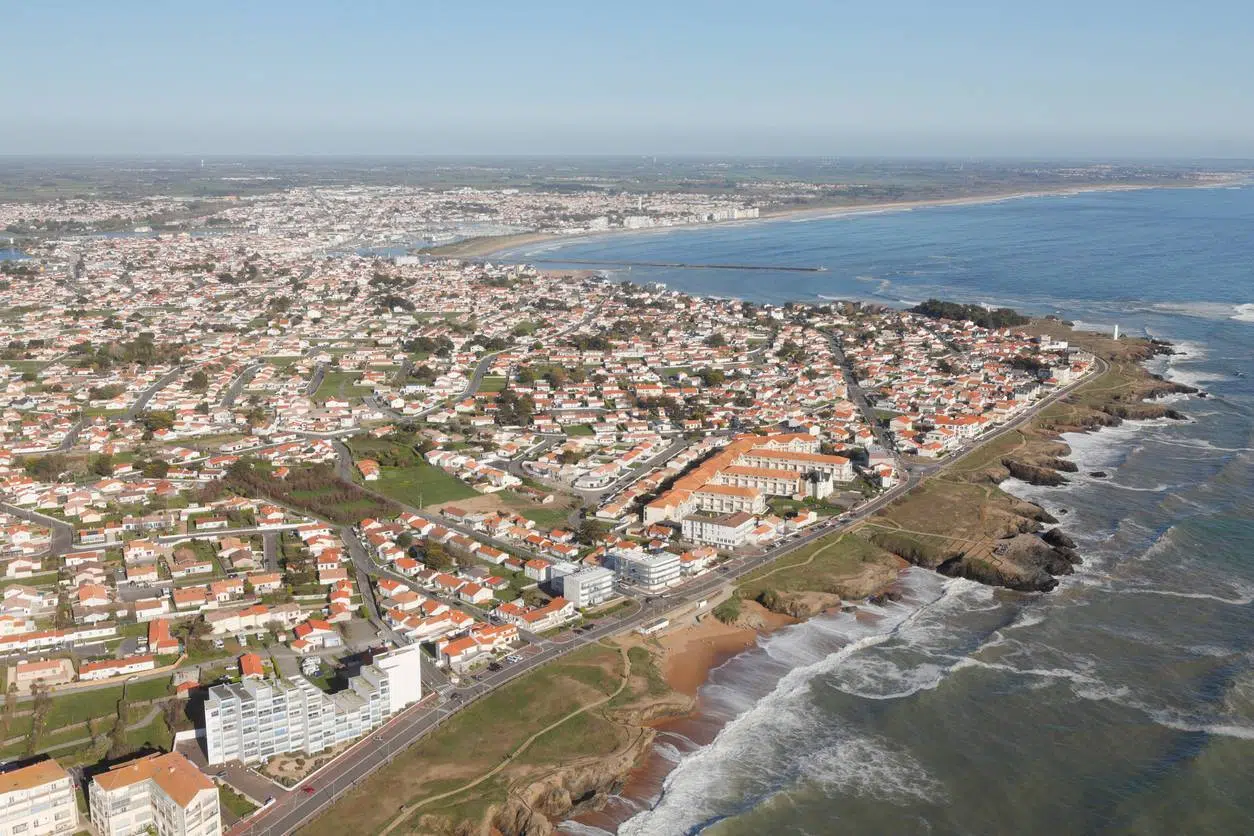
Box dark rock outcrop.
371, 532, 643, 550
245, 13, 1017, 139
934, 533, 1081, 593
1041, 528, 1077, 550
1002, 458, 1069, 486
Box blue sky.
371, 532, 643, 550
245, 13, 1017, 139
4, 0, 1252, 157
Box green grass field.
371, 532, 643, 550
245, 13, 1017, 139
313, 370, 373, 403
478, 375, 507, 393
371, 461, 478, 507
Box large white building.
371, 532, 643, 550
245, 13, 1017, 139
557, 566, 616, 608
0, 759, 79, 836
89, 752, 220, 836
204, 644, 422, 765
609, 549, 682, 592
681, 510, 756, 548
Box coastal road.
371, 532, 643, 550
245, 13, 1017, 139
227, 349, 1109, 836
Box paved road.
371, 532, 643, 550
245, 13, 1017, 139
1, 502, 74, 556
573, 435, 689, 503
262, 531, 280, 573
56, 416, 87, 452
155, 523, 306, 546
305, 363, 327, 399
827, 330, 896, 453
126, 366, 186, 419
222, 363, 263, 409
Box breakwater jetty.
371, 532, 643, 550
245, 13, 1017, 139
522, 258, 827, 272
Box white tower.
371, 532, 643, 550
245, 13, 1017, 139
1113, 324, 1120, 340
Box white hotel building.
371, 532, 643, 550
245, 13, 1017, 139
609, 549, 682, 592
205, 644, 422, 765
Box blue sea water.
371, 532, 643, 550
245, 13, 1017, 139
522, 186, 1254, 835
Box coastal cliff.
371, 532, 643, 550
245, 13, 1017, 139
867, 326, 1192, 593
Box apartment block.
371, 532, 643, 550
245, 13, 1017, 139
204, 644, 422, 765
89, 752, 219, 836
556, 566, 616, 608
609, 549, 682, 592
0, 759, 79, 836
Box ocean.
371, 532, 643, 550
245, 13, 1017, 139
503, 185, 1254, 835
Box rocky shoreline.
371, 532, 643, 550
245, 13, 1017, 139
868, 331, 1194, 593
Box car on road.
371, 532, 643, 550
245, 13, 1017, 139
302, 785, 316, 795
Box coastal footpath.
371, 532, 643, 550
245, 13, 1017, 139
294, 319, 1188, 836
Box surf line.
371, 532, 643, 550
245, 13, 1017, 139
519, 258, 828, 272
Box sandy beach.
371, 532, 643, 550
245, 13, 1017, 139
653, 601, 797, 696
429, 182, 1180, 261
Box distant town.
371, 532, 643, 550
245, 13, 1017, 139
0, 176, 1105, 835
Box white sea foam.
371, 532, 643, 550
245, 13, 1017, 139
1155, 437, 1254, 455
654, 742, 684, 764
1148, 715, 1254, 740
1122, 587, 1254, 606
1099, 480, 1177, 493
1131, 301, 1254, 324
800, 736, 945, 803
558, 823, 616, 836
954, 657, 1135, 708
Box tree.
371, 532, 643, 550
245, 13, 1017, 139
697, 368, 725, 387
2, 682, 16, 737
140, 410, 175, 432
576, 518, 608, 545
90, 453, 115, 477
422, 541, 452, 571
23, 453, 69, 482
187, 369, 209, 393
703, 332, 726, 348
24, 683, 52, 756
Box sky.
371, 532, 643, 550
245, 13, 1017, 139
3, 0, 1253, 158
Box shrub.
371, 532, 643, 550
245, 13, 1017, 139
712, 596, 741, 625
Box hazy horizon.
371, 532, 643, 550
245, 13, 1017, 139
5, 1, 1253, 159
